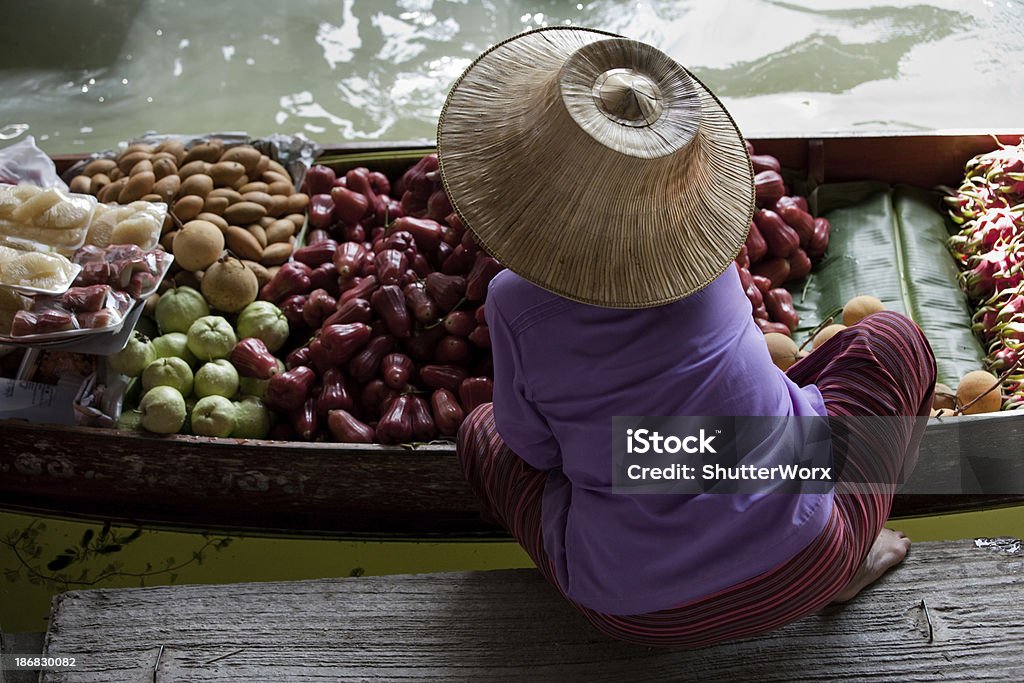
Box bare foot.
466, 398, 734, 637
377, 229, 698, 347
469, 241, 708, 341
831, 528, 911, 603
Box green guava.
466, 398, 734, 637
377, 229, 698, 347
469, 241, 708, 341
186, 315, 237, 361
232, 396, 272, 439
194, 359, 240, 399
138, 385, 187, 434
237, 375, 269, 399
236, 301, 290, 352
155, 286, 210, 334
141, 356, 194, 396
237, 358, 283, 398
191, 395, 237, 437
107, 331, 156, 378
151, 332, 199, 368
116, 409, 144, 431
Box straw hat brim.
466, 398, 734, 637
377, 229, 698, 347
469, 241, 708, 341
437, 27, 754, 309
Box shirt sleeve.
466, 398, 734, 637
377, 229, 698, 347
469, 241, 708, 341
485, 294, 562, 471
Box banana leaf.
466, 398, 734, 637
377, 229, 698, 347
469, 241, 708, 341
791, 182, 984, 387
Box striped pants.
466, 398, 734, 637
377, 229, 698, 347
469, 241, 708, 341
457, 311, 936, 648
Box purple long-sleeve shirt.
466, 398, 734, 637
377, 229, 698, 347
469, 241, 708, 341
486, 265, 833, 615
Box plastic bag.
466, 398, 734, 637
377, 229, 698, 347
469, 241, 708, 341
0, 135, 68, 190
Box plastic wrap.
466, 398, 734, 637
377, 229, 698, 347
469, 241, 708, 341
0, 184, 97, 255
86, 200, 168, 250
0, 134, 68, 189
74, 244, 173, 299
0, 245, 81, 294
3, 284, 133, 342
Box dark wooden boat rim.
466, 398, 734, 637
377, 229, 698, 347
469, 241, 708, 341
5, 130, 1023, 539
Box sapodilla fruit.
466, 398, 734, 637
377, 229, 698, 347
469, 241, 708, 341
956, 370, 1001, 415
201, 256, 258, 313
812, 323, 846, 349
764, 332, 799, 371
842, 295, 884, 326
173, 220, 224, 271
932, 382, 956, 411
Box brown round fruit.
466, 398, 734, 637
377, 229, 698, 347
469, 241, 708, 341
812, 323, 846, 349
956, 370, 1001, 415
172, 220, 224, 271
764, 332, 799, 371
842, 295, 884, 326
932, 382, 956, 411
201, 256, 259, 313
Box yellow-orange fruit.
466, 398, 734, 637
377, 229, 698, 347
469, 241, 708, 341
812, 323, 846, 349
956, 370, 1001, 415
842, 295, 885, 326
765, 333, 799, 371
172, 220, 224, 271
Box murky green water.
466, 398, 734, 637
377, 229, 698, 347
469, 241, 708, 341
2, 0, 1022, 154
0, 511, 535, 633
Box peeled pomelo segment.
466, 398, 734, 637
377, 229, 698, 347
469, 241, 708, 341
0, 185, 42, 218
0, 186, 96, 252
0, 244, 21, 263
21, 252, 70, 276
110, 215, 160, 247
24, 274, 66, 291
85, 206, 115, 248
39, 199, 90, 228
10, 187, 62, 222
0, 193, 19, 219
0, 249, 76, 290
2, 222, 85, 247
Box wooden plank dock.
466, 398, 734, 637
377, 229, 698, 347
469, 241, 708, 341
36, 538, 1023, 682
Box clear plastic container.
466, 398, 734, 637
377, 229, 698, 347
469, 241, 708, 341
73, 245, 174, 299
0, 244, 81, 294
0, 184, 98, 254
85, 200, 168, 250
1, 285, 132, 342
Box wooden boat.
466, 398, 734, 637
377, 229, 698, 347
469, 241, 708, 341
2, 131, 1023, 538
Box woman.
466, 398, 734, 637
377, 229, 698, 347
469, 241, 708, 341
438, 27, 935, 648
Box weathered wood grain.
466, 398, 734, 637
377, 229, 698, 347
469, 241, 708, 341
40, 539, 1023, 682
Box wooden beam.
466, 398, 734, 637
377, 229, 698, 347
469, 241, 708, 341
3, 414, 1023, 537
40, 539, 1023, 682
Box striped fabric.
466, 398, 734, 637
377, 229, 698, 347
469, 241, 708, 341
457, 311, 936, 648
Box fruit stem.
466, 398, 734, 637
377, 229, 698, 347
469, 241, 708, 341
954, 359, 1022, 415
798, 306, 843, 353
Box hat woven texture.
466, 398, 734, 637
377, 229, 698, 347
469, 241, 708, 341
437, 27, 754, 308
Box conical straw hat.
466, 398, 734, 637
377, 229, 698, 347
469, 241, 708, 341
437, 27, 754, 308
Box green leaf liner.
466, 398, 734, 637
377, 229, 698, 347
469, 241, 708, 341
791, 182, 984, 387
